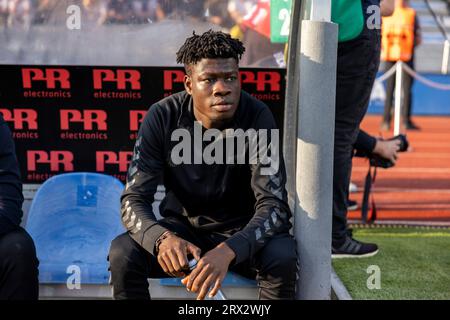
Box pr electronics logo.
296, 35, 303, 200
59, 109, 108, 140
129, 110, 146, 131
163, 70, 185, 91
0, 108, 39, 139
21, 68, 72, 99
60, 110, 107, 131
96, 151, 133, 172
0, 108, 37, 130
22, 68, 71, 89
239, 71, 281, 92
93, 69, 142, 99
27, 150, 74, 172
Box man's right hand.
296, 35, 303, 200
373, 138, 401, 164
157, 232, 201, 277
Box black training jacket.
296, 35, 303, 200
0, 114, 24, 235
121, 90, 292, 265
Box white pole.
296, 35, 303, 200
295, 17, 337, 299
442, 40, 450, 75
394, 61, 403, 136
309, 0, 331, 21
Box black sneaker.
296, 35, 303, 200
332, 236, 379, 258
347, 199, 358, 211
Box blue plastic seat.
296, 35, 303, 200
26, 172, 125, 285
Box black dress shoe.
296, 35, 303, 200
404, 121, 420, 130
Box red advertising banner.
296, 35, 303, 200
0, 65, 286, 184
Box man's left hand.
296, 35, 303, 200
181, 242, 235, 300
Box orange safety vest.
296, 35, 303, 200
381, 7, 416, 62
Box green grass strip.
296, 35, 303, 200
332, 227, 450, 300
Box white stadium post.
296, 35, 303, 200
442, 40, 450, 75
394, 61, 403, 136
309, 0, 331, 21
294, 0, 337, 300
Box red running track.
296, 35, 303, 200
348, 115, 450, 223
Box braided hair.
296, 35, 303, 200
176, 30, 245, 74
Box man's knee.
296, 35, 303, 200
260, 235, 297, 275
0, 228, 39, 300
0, 228, 38, 269
108, 233, 154, 299
108, 233, 137, 269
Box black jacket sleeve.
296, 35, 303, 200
0, 114, 24, 235
225, 107, 293, 264
120, 104, 169, 256
354, 129, 377, 154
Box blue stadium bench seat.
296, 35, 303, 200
25, 172, 125, 299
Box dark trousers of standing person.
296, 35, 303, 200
0, 227, 39, 300
332, 19, 381, 241
109, 216, 297, 300
382, 60, 414, 126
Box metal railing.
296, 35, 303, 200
376, 60, 450, 135
423, 0, 450, 73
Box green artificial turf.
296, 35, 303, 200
332, 227, 450, 300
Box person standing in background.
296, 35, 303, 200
331, 0, 395, 258
381, 0, 421, 131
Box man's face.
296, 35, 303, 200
184, 58, 241, 129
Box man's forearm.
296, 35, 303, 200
121, 191, 169, 256
225, 203, 291, 265
216, 242, 236, 263
354, 129, 377, 154
121, 103, 168, 255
